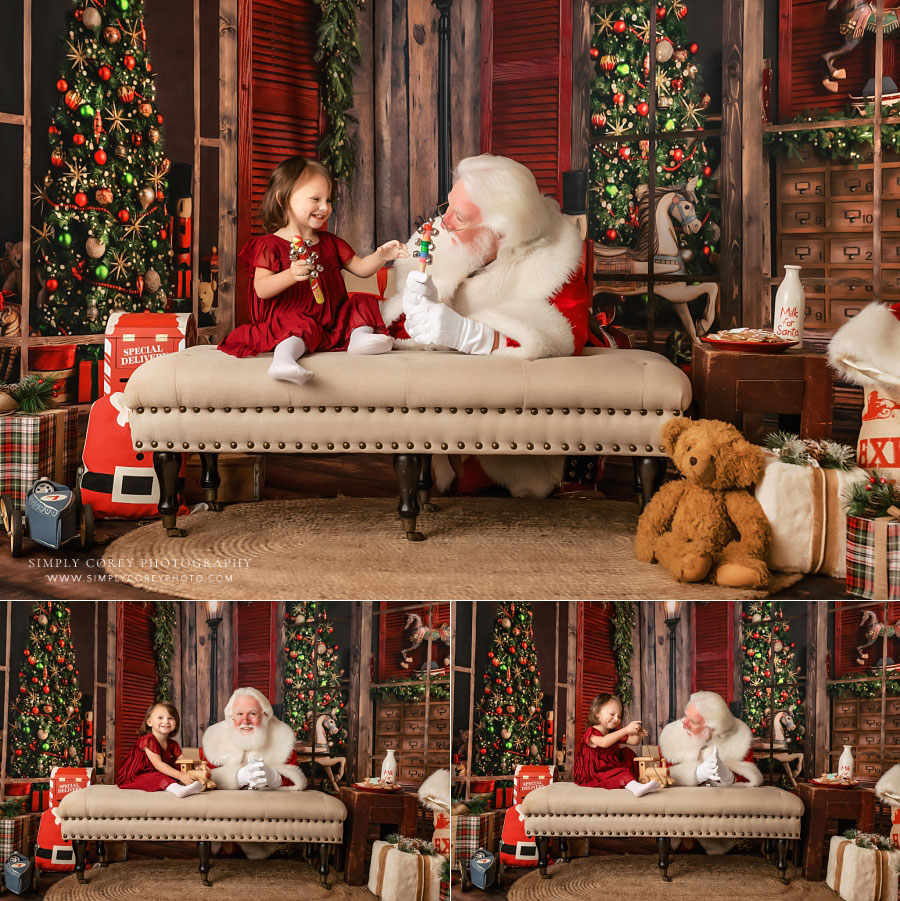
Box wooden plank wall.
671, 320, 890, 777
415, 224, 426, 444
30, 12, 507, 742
332, 1, 482, 253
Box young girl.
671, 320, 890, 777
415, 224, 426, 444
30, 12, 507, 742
116, 701, 203, 797
219, 156, 409, 384
574, 693, 660, 797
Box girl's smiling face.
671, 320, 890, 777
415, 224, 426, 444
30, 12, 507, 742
598, 698, 623, 731
147, 704, 176, 736
287, 172, 332, 232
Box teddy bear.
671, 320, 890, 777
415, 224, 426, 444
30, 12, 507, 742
185, 761, 216, 791
635, 418, 772, 589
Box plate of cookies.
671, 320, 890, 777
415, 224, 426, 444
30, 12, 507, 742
700, 329, 798, 353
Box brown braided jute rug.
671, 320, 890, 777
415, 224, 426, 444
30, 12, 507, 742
104, 497, 803, 601
508, 854, 834, 901
44, 859, 369, 901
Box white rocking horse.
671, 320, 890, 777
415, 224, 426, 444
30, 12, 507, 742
400, 613, 451, 670
295, 713, 347, 793
594, 175, 719, 344
856, 608, 900, 666
752, 710, 804, 787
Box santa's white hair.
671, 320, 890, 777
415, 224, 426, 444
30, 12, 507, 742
687, 690, 737, 735
456, 154, 563, 249
224, 687, 273, 720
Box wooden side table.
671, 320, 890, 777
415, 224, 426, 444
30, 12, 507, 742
797, 782, 875, 881
691, 343, 834, 440
340, 786, 418, 885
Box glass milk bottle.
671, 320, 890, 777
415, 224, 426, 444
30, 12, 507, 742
837, 744, 854, 781
773, 265, 805, 348
381, 748, 397, 785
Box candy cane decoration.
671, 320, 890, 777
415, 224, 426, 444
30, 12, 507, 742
290, 235, 325, 305
413, 221, 438, 272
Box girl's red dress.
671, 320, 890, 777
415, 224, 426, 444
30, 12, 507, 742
219, 232, 388, 357
574, 726, 639, 788
116, 734, 182, 792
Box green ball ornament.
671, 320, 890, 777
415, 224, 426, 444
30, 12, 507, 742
79, 104, 94, 118
616, 63, 630, 75
123, 172, 134, 186
95, 264, 109, 280
605, 184, 619, 197
150, 239, 158, 249
696, 177, 703, 188
504, 741, 513, 750
58, 232, 72, 247
117, 0, 130, 8
23, 726, 30, 734
42, 743, 50, 751
664, 118, 676, 131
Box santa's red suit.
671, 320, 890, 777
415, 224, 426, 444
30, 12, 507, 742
499, 805, 540, 868
381, 212, 590, 496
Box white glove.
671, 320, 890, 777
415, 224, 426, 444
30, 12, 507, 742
696, 747, 720, 784
237, 756, 280, 790
402, 271, 438, 318
405, 298, 495, 355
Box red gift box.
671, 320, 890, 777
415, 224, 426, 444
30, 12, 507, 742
49, 766, 93, 809
103, 311, 196, 395
470, 779, 495, 793
493, 780, 514, 810
77, 359, 101, 403
513, 765, 558, 805
29, 783, 50, 812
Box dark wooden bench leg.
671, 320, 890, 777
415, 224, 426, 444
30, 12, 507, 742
97, 840, 108, 867
318, 842, 332, 890
559, 836, 570, 863
536, 835, 550, 879
153, 451, 186, 537
776, 838, 789, 884
417, 454, 437, 512
197, 839, 212, 886
394, 453, 424, 541
73, 840, 88, 883
656, 836, 672, 882
633, 457, 667, 510
200, 452, 222, 511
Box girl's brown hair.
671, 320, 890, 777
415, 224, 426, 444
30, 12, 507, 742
259, 156, 333, 233
586, 693, 622, 727
140, 701, 180, 736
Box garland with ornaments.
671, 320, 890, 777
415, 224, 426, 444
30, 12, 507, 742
611, 601, 635, 707
314, 0, 366, 189
846, 472, 900, 518
764, 431, 856, 470
370, 678, 451, 703
589, 0, 719, 270
7, 602, 83, 777
34, 0, 171, 337
828, 677, 900, 698
151, 601, 176, 703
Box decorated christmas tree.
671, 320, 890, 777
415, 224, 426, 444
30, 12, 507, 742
740, 601, 805, 753
282, 602, 347, 753
8, 602, 82, 777
473, 602, 544, 775
589, 1, 719, 270
32, 0, 171, 336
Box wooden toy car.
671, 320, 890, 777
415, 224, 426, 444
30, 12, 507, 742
1, 478, 94, 557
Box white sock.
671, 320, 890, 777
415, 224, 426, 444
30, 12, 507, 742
268, 336, 313, 385
626, 779, 660, 797
347, 326, 393, 355
166, 780, 203, 798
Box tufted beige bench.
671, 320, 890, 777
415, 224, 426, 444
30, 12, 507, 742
520, 783, 804, 883
123, 344, 691, 539
56, 784, 346, 887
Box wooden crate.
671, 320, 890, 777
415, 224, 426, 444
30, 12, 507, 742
372, 696, 449, 783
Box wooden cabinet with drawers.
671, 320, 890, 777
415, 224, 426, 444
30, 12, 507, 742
373, 697, 450, 783
830, 696, 900, 778
776, 146, 900, 332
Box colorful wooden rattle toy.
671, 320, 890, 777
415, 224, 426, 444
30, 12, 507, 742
413, 221, 438, 272
290, 235, 325, 305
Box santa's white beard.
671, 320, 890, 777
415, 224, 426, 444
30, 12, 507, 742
230, 723, 269, 752
448, 228, 499, 273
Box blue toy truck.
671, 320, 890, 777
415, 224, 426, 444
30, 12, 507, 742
1, 478, 94, 557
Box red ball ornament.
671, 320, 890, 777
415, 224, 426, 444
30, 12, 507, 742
54, 715, 61, 723
98, 65, 112, 81
618, 145, 631, 160
743, 675, 751, 683
671, 147, 684, 162
605, 228, 618, 242
157, 114, 164, 124
157, 188, 165, 200
146, 61, 153, 72
613, 92, 625, 107
591, 113, 607, 128
131, 133, 142, 146
64, 91, 80, 110
14, 749, 22, 757
614, 19, 627, 33
42, 685, 50, 694
506, 686, 513, 695
94, 148, 107, 164
671, 77, 684, 92
48, 125, 59, 135
636, 101, 650, 116
72, 134, 85, 146
703, 245, 712, 256
74, 192, 88, 207
495, 706, 503, 715
46, 278, 58, 293
703, 165, 712, 177
656, 5, 667, 19
589, 47, 600, 60
117, 209, 130, 223
689, 43, 699, 54
124, 54, 137, 70
56, 78, 68, 93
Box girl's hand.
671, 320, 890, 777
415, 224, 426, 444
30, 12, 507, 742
625, 720, 643, 737
179, 773, 198, 786
290, 259, 313, 282
377, 240, 410, 261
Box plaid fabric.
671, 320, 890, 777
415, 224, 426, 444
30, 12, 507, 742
846, 515, 900, 599
439, 881, 450, 901
451, 809, 504, 869
0, 813, 40, 859
0, 408, 77, 506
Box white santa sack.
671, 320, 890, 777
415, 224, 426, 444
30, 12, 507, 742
826, 835, 900, 901
755, 450, 868, 578
417, 770, 451, 857
367, 841, 443, 901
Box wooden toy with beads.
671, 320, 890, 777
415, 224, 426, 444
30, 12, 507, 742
413, 222, 438, 273
290, 235, 325, 305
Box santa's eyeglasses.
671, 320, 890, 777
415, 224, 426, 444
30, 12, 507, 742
434, 201, 483, 232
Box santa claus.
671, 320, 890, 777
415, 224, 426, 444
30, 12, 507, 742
380, 153, 591, 498
201, 687, 306, 859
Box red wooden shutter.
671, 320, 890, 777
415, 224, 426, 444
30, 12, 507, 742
833, 601, 900, 677
237, 0, 322, 326
778, 0, 896, 120
480, 0, 572, 200
575, 602, 617, 732
377, 603, 451, 681
115, 603, 158, 775
232, 602, 278, 698
692, 602, 735, 703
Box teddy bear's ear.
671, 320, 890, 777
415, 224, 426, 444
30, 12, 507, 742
661, 418, 691, 455
718, 431, 765, 487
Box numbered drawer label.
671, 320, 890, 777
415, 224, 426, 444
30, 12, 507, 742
403, 705, 426, 719
834, 700, 858, 716
884, 167, 900, 196
402, 736, 426, 751
834, 715, 858, 730
832, 731, 857, 746
781, 202, 825, 230
861, 700, 885, 715
830, 270, 874, 295
377, 721, 400, 734
403, 767, 425, 780
831, 199, 900, 229
831, 299, 870, 325
782, 238, 824, 264
805, 297, 826, 326
829, 238, 873, 264
377, 706, 402, 720
376, 737, 400, 751
404, 721, 426, 734
830, 170, 873, 197
431, 704, 450, 719
781, 172, 825, 198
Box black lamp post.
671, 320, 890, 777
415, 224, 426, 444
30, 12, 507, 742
432, 0, 453, 204
205, 601, 224, 727
664, 601, 682, 723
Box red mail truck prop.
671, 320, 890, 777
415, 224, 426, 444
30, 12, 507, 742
49, 766, 93, 809
513, 765, 558, 805
103, 312, 196, 395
